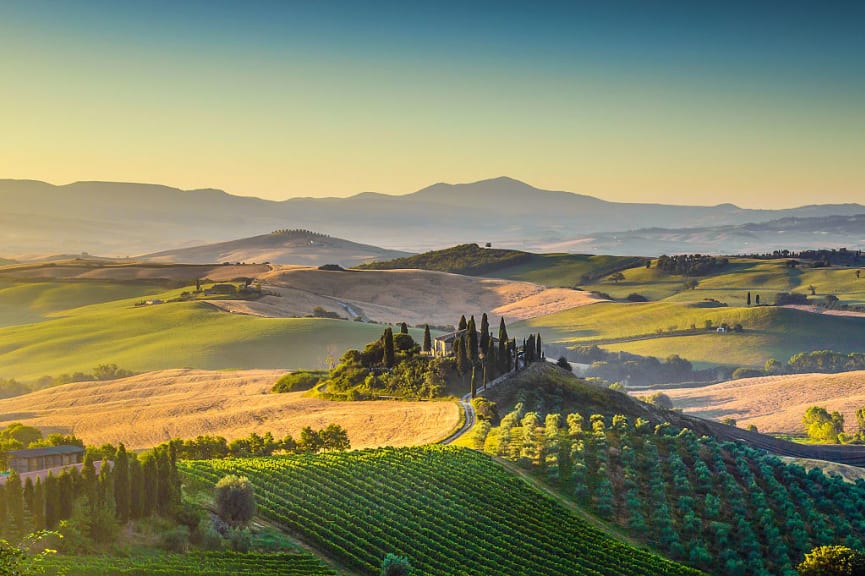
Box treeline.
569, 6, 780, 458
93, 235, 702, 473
656, 254, 729, 276
772, 350, 865, 375
356, 243, 533, 275
271, 229, 331, 238
548, 345, 725, 387
169, 426, 350, 460
0, 363, 135, 399
0, 443, 179, 546
741, 248, 865, 267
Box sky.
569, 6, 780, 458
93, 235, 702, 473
1, 0, 863, 208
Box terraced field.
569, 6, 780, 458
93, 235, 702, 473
180, 446, 701, 576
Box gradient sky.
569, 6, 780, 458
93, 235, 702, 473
1, 0, 863, 207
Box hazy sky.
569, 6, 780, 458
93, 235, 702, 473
1, 1, 863, 207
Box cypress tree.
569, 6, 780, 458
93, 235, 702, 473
511, 338, 517, 370
382, 327, 395, 368
399, 322, 408, 334
756, 294, 760, 305
6, 470, 25, 538
81, 452, 98, 514
479, 313, 490, 356
498, 335, 509, 374
454, 337, 467, 376
115, 443, 130, 523
129, 453, 144, 519
32, 476, 45, 530
467, 316, 479, 362
168, 441, 181, 509
0, 482, 6, 538
746, 291, 751, 306
536, 333, 543, 360
23, 476, 35, 527
44, 472, 59, 529
58, 470, 74, 522
458, 315, 467, 331
422, 324, 432, 354
470, 365, 477, 399
142, 452, 158, 517
525, 335, 535, 363
156, 447, 172, 515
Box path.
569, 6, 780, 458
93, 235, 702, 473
441, 370, 516, 445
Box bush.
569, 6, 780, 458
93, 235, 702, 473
161, 526, 190, 553
215, 475, 257, 526
228, 527, 252, 553
556, 356, 573, 371
272, 371, 325, 393
381, 553, 412, 576
626, 293, 648, 302
641, 392, 674, 410
797, 545, 865, 575
732, 367, 764, 379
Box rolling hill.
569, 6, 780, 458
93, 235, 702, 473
141, 229, 411, 267
3, 177, 864, 257
0, 369, 460, 449
652, 371, 865, 435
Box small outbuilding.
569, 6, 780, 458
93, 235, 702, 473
7, 445, 85, 474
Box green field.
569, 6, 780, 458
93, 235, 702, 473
180, 446, 701, 576
0, 280, 163, 327
0, 290, 414, 381
487, 253, 644, 287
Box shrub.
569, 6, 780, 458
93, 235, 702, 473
732, 367, 764, 379
381, 553, 412, 576
272, 371, 324, 393
626, 293, 648, 302
215, 475, 256, 527
161, 526, 190, 553
228, 527, 252, 553
556, 356, 573, 371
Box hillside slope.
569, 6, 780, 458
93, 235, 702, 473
0, 369, 460, 449
141, 229, 411, 267
653, 371, 865, 435
181, 445, 701, 576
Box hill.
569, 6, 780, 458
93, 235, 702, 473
0, 369, 460, 449
236, 266, 603, 326
356, 243, 533, 274
652, 371, 865, 435
3, 177, 864, 257
181, 445, 701, 576
141, 229, 411, 267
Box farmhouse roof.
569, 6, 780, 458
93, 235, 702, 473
7, 445, 85, 458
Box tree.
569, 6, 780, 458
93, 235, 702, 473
803, 406, 844, 443
756, 294, 761, 305
556, 356, 572, 371
683, 279, 699, 290
608, 272, 625, 284
422, 325, 431, 354
381, 553, 412, 576
458, 315, 467, 331
797, 545, 865, 575
399, 322, 408, 334
215, 475, 256, 527
6, 471, 24, 538
299, 427, 324, 453
747, 291, 752, 306
479, 313, 490, 356
0, 531, 60, 576
470, 366, 477, 399
319, 424, 351, 451
466, 316, 479, 362
114, 444, 130, 523
382, 328, 395, 368
536, 333, 542, 360
809, 284, 817, 296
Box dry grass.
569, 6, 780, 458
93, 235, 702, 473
651, 371, 865, 434
0, 261, 271, 282
0, 369, 461, 450
215, 266, 602, 325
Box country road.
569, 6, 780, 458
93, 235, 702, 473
441, 370, 516, 445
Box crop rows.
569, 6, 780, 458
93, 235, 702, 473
484, 398, 865, 576
41, 551, 336, 575
179, 445, 700, 576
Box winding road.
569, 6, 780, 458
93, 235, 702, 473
441, 371, 516, 445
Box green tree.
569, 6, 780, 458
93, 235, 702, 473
466, 316, 479, 362
797, 545, 865, 575
399, 322, 408, 334
747, 291, 752, 306
215, 475, 256, 527
381, 553, 412, 576
114, 444, 130, 523
556, 356, 572, 371
129, 454, 144, 520
803, 406, 844, 443
33, 478, 48, 533
454, 337, 468, 377
470, 366, 477, 399
608, 272, 625, 284
422, 324, 431, 354
479, 313, 490, 356
382, 328, 395, 368
458, 315, 467, 331
536, 333, 542, 360
6, 471, 25, 538
319, 424, 351, 451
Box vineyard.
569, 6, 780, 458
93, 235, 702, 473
179, 445, 701, 576
472, 392, 865, 576
42, 551, 337, 575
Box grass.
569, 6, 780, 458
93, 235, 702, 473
0, 280, 163, 327
489, 253, 643, 287
0, 293, 415, 380
516, 301, 865, 367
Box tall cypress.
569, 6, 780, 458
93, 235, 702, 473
32, 476, 45, 530
44, 472, 60, 529
115, 443, 130, 523
6, 470, 25, 538
470, 365, 477, 399
423, 324, 432, 354
129, 453, 144, 519
382, 327, 395, 368
168, 441, 181, 509
142, 453, 158, 517
454, 337, 467, 376
525, 335, 535, 363
399, 322, 408, 334
458, 315, 467, 331
747, 291, 752, 306
81, 452, 98, 514
536, 333, 543, 361
23, 476, 35, 527
498, 335, 509, 374
467, 316, 479, 362
0, 481, 7, 538
58, 470, 74, 522
479, 313, 490, 356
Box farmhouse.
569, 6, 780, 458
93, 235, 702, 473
433, 329, 499, 357
6, 445, 85, 474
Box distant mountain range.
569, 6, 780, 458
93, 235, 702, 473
1, 177, 863, 258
